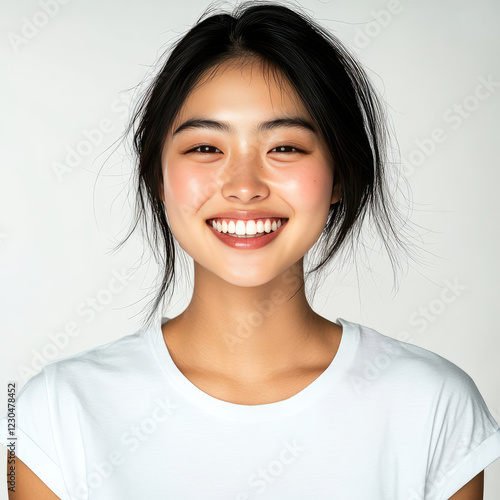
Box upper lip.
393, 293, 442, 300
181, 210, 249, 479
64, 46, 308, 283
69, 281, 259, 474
206, 211, 288, 221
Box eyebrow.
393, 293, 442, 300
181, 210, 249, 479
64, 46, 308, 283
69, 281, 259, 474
172, 116, 318, 136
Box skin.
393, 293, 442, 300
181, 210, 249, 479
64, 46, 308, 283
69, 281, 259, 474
7, 58, 485, 498
159, 57, 343, 402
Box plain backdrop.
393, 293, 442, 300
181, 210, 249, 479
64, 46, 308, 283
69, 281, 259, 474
1, 0, 499, 498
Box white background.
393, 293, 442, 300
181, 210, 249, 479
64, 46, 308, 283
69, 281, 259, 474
1, 0, 499, 498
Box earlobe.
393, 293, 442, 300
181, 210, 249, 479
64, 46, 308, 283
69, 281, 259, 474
330, 182, 342, 205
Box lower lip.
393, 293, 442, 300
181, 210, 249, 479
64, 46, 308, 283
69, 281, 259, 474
206, 220, 288, 249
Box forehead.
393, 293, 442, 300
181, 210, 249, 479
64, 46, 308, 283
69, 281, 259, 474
174, 58, 309, 121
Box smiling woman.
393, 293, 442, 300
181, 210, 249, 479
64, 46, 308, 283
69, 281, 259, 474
2, 1, 500, 499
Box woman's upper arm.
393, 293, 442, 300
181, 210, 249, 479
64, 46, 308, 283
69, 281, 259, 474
8, 456, 60, 500
447, 470, 484, 500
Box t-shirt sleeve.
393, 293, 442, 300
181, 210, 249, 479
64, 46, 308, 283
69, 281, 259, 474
424, 363, 500, 500
0, 370, 69, 499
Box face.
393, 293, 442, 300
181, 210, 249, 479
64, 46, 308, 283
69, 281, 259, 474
160, 59, 340, 287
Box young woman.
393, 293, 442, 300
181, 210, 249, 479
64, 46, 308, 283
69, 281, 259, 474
3, 1, 500, 499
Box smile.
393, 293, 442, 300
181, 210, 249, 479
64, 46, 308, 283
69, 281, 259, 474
206, 217, 287, 236
206, 218, 289, 249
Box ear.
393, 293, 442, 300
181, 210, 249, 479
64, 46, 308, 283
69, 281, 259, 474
330, 181, 341, 205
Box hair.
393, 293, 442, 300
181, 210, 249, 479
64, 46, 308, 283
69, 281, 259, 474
114, 0, 427, 330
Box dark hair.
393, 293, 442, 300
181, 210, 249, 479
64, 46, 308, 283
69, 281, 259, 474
115, 0, 426, 330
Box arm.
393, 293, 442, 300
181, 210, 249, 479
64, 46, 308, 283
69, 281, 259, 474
8, 456, 60, 500
448, 470, 484, 500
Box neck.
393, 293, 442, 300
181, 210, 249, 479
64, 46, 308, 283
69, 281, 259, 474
163, 260, 337, 383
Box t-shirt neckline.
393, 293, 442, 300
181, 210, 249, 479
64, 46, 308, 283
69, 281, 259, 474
149, 316, 359, 421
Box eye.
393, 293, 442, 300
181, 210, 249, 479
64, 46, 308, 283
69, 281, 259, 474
186, 144, 223, 154
269, 145, 303, 154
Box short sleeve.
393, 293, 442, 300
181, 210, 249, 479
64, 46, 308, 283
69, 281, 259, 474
0, 370, 69, 499
424, 365, 500, 500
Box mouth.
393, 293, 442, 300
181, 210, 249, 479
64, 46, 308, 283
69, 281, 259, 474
205, 217, 288, 238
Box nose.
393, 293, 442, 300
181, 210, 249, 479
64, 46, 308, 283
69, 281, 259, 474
220, 150, 270, 203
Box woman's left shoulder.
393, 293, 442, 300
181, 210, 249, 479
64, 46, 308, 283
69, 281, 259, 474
351, 320, 480, 394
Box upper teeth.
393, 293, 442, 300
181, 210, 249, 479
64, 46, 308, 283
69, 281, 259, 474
210, 218, 285, 235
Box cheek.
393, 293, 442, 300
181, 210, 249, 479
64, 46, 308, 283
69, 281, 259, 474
164, 162, 217, 219
281, 162, 333, 213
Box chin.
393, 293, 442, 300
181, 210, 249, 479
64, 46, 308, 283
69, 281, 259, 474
197, 263, 274, 287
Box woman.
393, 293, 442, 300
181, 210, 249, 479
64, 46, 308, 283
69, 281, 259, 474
3, 1, 500, 499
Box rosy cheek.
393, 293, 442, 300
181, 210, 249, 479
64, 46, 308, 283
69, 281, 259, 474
165, 161, 217, 218
278, 162, 333, 212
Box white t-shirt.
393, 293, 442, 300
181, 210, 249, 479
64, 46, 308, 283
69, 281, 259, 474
1, 317, 500, 500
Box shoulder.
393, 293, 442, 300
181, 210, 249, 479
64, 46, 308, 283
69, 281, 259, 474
343, 319, 480, 400
344, 319, 500, 447
19, 323, 154, 401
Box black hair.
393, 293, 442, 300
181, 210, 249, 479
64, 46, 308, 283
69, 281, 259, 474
114, 0, 426, 330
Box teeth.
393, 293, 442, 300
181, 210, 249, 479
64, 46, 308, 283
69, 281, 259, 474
235, 220, 246, 235
209, 218, 286, 236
